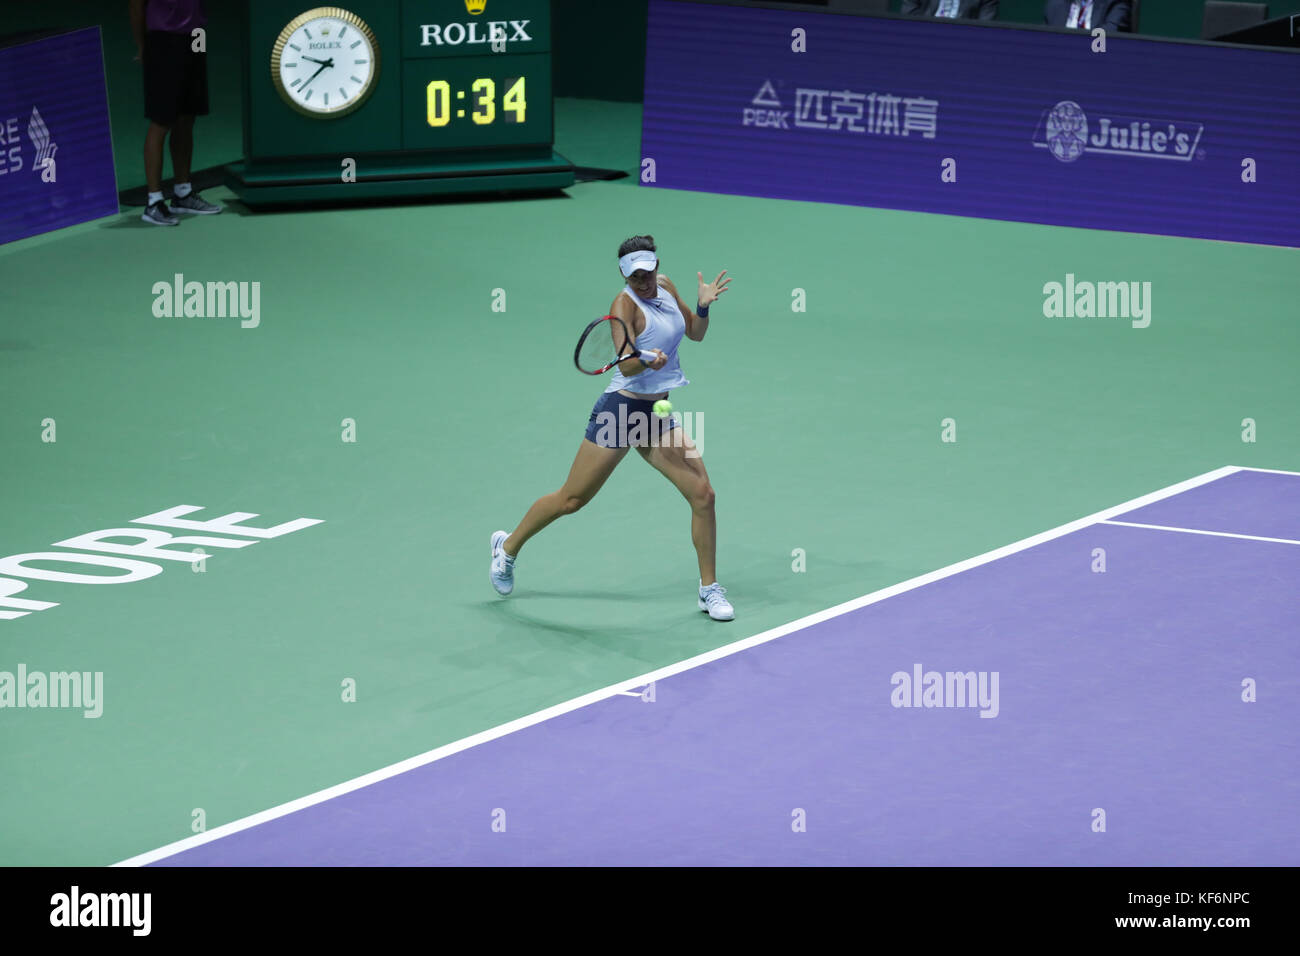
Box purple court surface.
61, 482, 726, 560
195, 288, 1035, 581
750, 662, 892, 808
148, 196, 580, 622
137, 468, 1299, 866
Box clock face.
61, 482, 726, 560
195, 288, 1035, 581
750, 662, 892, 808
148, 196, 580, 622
271, 7, 379, 118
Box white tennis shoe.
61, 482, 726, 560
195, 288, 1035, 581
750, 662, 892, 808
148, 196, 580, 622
490, 530, 515, 596
698, 580, 734, 621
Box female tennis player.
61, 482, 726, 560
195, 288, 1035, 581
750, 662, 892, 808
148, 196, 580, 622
489, 235, 735, 620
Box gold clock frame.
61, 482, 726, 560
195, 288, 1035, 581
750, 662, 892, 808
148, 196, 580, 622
270, 6, 380, 119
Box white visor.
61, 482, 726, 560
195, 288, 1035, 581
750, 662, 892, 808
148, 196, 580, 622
619, 250, 659, 277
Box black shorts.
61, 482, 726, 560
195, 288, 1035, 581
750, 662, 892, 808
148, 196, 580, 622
142, 30, 209, 125
584, 391, 681, 448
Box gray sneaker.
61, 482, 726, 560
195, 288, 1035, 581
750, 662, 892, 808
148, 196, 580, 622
171, 192, 222, 215
490, 530, 515, 596
699, 580, 735, 621
141, 200, 179, 226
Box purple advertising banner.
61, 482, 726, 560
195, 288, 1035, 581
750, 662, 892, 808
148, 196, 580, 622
641, 1, 1300, 247
0, 27, 119, 245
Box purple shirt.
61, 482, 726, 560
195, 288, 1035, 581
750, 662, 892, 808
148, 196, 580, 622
146, 0, 208, 34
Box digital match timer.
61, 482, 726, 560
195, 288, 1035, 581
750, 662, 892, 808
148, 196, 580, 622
401, 57, 546, 148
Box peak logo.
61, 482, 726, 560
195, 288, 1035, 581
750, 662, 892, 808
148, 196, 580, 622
1034, 100, 1203, 163
744, 80, 789, 128
744, 79, 940, 138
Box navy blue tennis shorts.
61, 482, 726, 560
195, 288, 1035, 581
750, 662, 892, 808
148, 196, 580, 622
584, 391, 681, 448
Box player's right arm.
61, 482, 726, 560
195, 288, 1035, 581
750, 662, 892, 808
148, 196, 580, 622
609, 292, 666, 376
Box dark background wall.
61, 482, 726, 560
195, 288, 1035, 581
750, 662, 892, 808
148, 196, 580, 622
3, 0, 1293, 105
886, 0, 1300, 36
553, 0, 650, 100
552, 0, 1300, 100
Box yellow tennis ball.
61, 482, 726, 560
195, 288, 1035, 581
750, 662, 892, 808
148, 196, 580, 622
653, 399, 673, 418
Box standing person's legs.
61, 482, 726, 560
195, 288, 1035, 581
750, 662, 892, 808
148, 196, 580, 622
169, 114, 195, 188
140, 30, 182, 224
143, 121, 170, 194
168, 36, 221, 213
142, 30, 184, 188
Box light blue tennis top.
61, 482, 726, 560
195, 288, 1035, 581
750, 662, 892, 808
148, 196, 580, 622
605, 281, 691, 394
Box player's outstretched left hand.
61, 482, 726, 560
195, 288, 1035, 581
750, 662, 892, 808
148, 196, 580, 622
698, 270, 730, 309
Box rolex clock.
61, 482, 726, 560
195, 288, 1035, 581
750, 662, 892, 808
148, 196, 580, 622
226, 0, 572, 206
270, 7, 380, 117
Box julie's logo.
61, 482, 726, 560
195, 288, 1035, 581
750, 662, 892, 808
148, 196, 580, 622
1034, 101, 1203, 164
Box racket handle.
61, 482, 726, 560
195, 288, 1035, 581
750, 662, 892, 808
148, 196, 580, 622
638, 350, 657, 366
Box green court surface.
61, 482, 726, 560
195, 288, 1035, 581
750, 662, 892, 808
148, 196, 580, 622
2, 90, 1297, 864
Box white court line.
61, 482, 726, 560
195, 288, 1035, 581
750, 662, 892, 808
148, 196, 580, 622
1233, 466, 1300, 477
114, 464, 1251, 867
1101, 520, 1300, 546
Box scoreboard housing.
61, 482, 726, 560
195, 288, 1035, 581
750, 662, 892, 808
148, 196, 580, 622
226, 0, 573, 206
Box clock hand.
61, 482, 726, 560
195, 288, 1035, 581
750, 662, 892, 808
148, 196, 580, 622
300, 58, 333, 90
301, 55, 331, 65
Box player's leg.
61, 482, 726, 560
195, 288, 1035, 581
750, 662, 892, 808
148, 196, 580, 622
491, 392, 633, 596
490, 439, 628, 595
636, 423, 733, 620
506, 439, 630, 557
635, 429, 716, 583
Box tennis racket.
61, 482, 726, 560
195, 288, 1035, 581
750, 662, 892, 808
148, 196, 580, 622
574, 315, 658, 375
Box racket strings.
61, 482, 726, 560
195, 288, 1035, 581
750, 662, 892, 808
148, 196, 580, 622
577, 318, 629, 373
